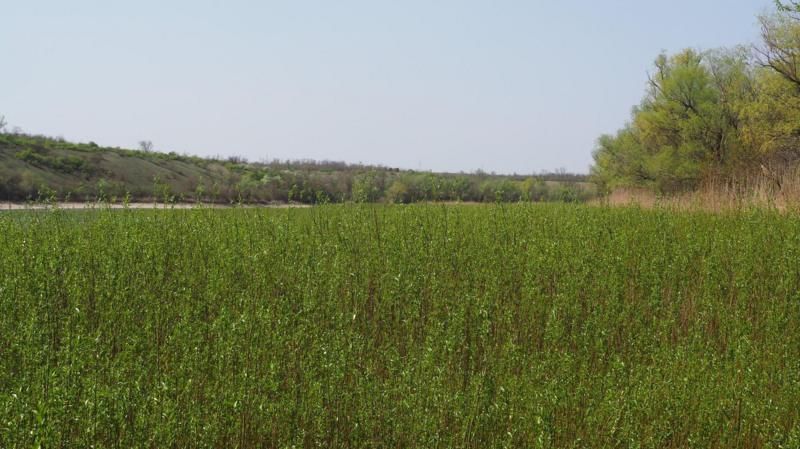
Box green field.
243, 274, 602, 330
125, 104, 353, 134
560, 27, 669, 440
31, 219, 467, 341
1, 204, 799, 448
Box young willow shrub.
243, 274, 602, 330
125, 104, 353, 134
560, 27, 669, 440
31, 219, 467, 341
0, 204, 799, 448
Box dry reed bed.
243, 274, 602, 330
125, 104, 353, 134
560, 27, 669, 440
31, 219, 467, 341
601, 170, 800, 213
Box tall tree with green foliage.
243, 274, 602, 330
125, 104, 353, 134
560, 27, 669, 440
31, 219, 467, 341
592, 1, 800, 193
593, 49, 755, 192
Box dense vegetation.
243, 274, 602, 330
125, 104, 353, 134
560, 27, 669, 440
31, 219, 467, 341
592, 1, 800, 193
0, 132, 593, 204
1, 204, 798, 448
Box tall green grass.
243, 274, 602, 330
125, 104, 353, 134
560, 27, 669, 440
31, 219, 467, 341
1, 204, 799, 448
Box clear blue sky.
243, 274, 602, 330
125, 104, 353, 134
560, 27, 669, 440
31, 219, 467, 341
2, 0, 770, 174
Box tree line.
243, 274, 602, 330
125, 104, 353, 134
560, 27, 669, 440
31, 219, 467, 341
0, 131, 593, 204
592, 2, 800, 193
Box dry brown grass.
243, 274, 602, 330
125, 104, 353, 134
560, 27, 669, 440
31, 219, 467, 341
597, 167, 800, 213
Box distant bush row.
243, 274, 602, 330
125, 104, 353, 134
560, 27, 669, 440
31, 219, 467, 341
0, 132, 594, 204
1, 168, 594, 205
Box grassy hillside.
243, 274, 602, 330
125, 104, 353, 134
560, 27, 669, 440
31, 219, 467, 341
0, 133, 594, 204
0, 133, 230, 202
1, 204, 798, 447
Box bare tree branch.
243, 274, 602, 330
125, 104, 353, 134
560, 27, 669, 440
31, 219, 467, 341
138, 140, 154, 153
756, 14, 800, 88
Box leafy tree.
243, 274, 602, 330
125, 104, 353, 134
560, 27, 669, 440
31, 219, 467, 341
386, 178, 411, 203
352, 171, 386, 203
592, 125, 650, 190
740, 68, 800, 165
593, 48, 757, 191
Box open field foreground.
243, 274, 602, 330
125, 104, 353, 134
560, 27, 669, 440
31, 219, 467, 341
1, 204, 799, 448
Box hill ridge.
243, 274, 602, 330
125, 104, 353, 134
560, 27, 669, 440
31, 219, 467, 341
0, 132, 593, 204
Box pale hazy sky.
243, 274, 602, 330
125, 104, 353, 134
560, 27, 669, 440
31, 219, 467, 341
2, 0, 770, 174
